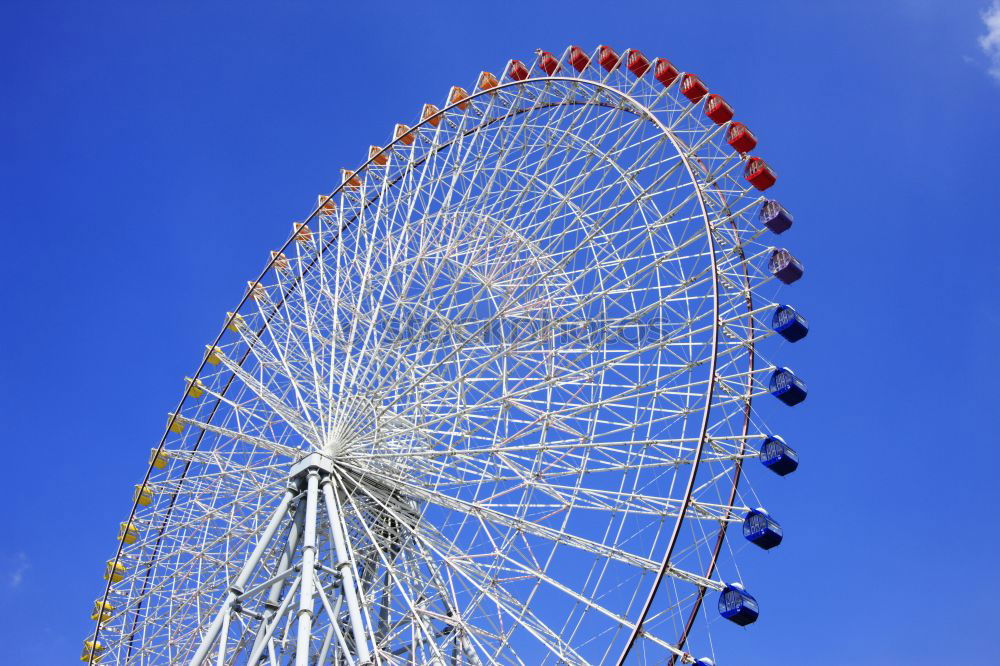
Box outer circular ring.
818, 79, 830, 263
91, 73, 757, 665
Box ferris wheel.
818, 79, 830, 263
84, 44, 809, 666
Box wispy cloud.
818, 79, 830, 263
7, 552, 29, 588
981, 1, 1000, 81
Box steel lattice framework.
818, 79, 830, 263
86, 45, 803, 666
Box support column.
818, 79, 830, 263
189, 485, 296, 666
294, 469, 320, 666
322, 477, 373, 665
248, 497, 305, 664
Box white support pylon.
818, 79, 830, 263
322, 475, 374, 665
189, 453, 379, 666
189, 486, 296, 666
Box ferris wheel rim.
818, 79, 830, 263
89, 60, 769, 666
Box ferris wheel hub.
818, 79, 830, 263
288, 452, 334, 480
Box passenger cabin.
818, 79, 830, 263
104, 560, 125, 583
270, 251, 289, 272
727, 122, 757, 153
317, 194, 336, 215
535, 50, 560, 75
204, 344, 223, 364
478, 71, 499, 92
341, 169, 361, 189
744, 157, 777, 190
598, 45, 620, 72
226, 312, 245, 333
184, 377, 205, 399
449, 86, 470, 110
292, 222, 312, 244
653, 57, 679, 87
759, 199, 792, 234
149, 449, 167, 469
718, 583, 759, 626
369, 146, 388, 166
770, 367, 808, 406
771, 304, 809, 342
569, 45, 590, 72
394, 123, 415, 146
91, 600, 113, 622
134, 484, 153, 506
768, 248, 804, 285
508, 59, 529, 81
247, 281, 267, 301
81, 640, 104, 663
118, 521, 138, 545
422, 103, 442, 127
681, 73, 708, 103
704, 94, 734, 124
759, 435, 799, 476
167, 413, 184, 434
627, 49, 650, 77
694, 659, 716, 666
743, 508, 783, 550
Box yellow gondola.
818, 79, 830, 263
91, 600, 113, 622
149, 449, 167, 469
225, 312, 245, 333
81, 639, 104, 663
104, 560, 125, 583
204, 345, 223, 365
167, 413, 184, 434
134, 484, 153, 506
184, 377, 205, 399
118, 521, 138, 545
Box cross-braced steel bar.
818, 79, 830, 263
189, 486, 296, 666
322, 474, 374, 665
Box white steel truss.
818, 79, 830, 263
87, 45, 801, 666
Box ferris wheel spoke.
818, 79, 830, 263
212, 348, 321, 447
372, 495, 593, 665
344, 464, 719, 591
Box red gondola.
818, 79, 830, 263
508, 59, 529, 81
653, 57, 679, 87
704, 94, 734, 124
536, 49, 560, 76
727, 122, 757, 153
744, 157, 777, 191
681, 73, 708, 103
627, 49, 650, 77
598, 45, 620, 72
569, 45, 590, 72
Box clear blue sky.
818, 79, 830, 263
2, 1, 999, 664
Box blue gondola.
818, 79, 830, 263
759, 435, 799, 476
771, 305, 809, 342
694, 659, 716, 666
718, 583, 759, 626
759, 199, 793, 234
743, 508, 783, 550
769, 367, 807, 406
768, 248, 804, 285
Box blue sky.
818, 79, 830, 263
2, 1, 999, 664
